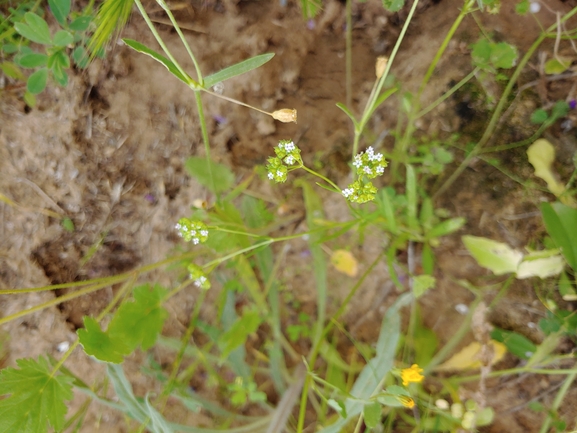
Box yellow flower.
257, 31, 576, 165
398, 395, 415, 409
401, 364, 424, 386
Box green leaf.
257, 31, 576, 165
426, 217, 466, 240
26, 68, 48, 94
0, 356, 73, 432
406, 164, 418, 231
23, 91, 37, 107
516, 0, 529, 14
462, 235, 522, 275
52, 64, 69, 86
544, 57, 572, 75
336, 102, 358, 128
471, 39, 491, 67
77, 316, 130, 363
69, 16, 92, 32
421, 243, 434, 275
530, 108, 548, 124
0, 62, 25, 80
413, 274, 435, 298
53, 30, 74, 47
185, 156, 235, 193
107, 364, 148, 422
363, 402, 382, 428
382, 0, 404, 12
219, 308, 262, 359
61, 217, 75, 232
491, 328, 536, 360
17, 53, 48, 68
203, 53, 275, 89
109, 284, 168, 351
551, 100, 569, 119
490, 42, 517, 69
541, 202, 577, 271
123, 38, 194, 86
300, 0, 322, 19
376, 188, 399, 235
48, 0, 70, 25
73, 46, 89, 68
15, 12, 52, 45
88, 0, 133, 57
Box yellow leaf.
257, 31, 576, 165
330, 249, 358, 277
434, 340, 507, 372
527, 139, 565, 197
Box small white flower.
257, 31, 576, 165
342, 188, 354, 198
200, 230, 208, 237
285, 141, 295, 151
285, 155, 295, 165
193, 238, 200, 245
268, 172, 274, 180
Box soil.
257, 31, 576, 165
1, 0, 577, 432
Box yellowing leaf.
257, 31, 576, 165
527, 139, 565, 197
331, 249, 358, 277
544, 56, 573, 75
462, 235, 522, 275
435, 340, 506, 372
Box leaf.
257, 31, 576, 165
219, 309, 262, 359
544, 57, 573, 75
413, 274, 435, 298
530, 108, 548, 124
0, 62, 25, 80
15, 13, 52, 45
462, 235, 522, 275
88, 0, 133, 57
0, 356, 73, 432
516, 250, 564, 279
53, 30, 74, 47
69, 16, 92, 32
72, 46, 89, 68
527, 139, 566, 197
406, 164, 418, 231
515, 0, 529, 14
330, 249, 358, 277
48, 0, 71, 25
363, 402, 382, 428
541, 202, 577, 271
490, 328, 536, 360
185, 156, 235, 193
435, 340, 507, 371
26, 68, 48, 94
108, 284, 168, 351
426, 217, 466, 240
123, 38, 194, 86
77, 316, 130, 363
382, 0, 405, 12
17, 53, 48, 69
490, 42, 518, 69
203, 53, 275, 89
336, 103, 358, 128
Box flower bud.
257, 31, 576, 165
272, 108, 297, 123
375, 56, 388, 79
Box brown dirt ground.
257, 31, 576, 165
1, 0, 577, 432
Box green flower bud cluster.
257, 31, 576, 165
266, 140, 302, 183
342, 146, 388, 203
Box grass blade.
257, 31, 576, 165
204, 53, 275, 89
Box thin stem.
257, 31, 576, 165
193, 91, 217, 200
345, 0, 352, 110
539, 371, 577, 433
416, 67, 479, 118
132, 0, 194, 88
202, 87, 273, 116
300, 165, 341, 191
156, 0, 203, 82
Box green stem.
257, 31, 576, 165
193, 91, 218, 201
539, 371, 577, 433
416, 67, 478, 118
156, 0, 203, 83
300, 165, 341, 191
345, 0, 352, 110
133, 0, 193, 88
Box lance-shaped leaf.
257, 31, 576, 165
123, 38, 196, 87
204, 53, 275, 89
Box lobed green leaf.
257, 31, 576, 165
48, 0, 71, 26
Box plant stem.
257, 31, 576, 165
194, 91, 218, 200
345, 0, 352, 110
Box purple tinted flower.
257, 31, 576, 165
213, 114, 228, 124
570, 99, 576, 110
144, 193, 155, 203
307, 19, 315, 30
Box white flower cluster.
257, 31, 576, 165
175, 218, 209, 244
